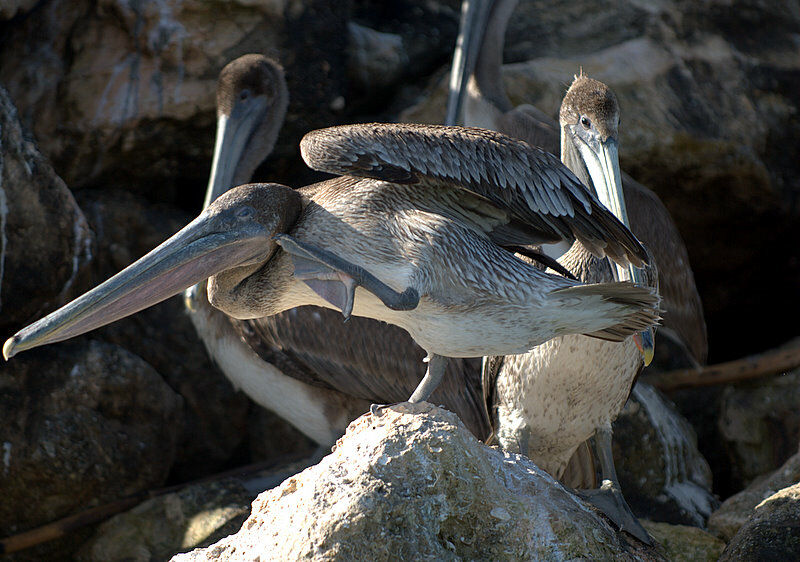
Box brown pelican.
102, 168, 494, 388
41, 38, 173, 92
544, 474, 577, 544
447, 0, 705, 543
183, 54, 372, 445
450, 0, 706, 364
185, 54, 487, 443
4, 124, 660, 419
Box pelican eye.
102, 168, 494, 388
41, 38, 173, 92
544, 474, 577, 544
580, 115, 591, 130
239, 89, 251, 101
235, 206, 255, 220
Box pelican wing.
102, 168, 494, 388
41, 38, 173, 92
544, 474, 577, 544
623, 174, 707, 364
230, 309, 490, 439
301, 123, 647, 268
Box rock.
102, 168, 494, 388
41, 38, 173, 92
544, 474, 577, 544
0, 0, 350, 199
718, 481, 800, 561
641, 520, 726, 562
347, 22, 408, 92
709, 446, 800, 541
174, 403, 662, 561
0, 340, 183, 540
613, 383, 717, 526
77, 457, 317, 561
75, 189, 254, 480
0, 84, 92, 333
247, 406, 317, 463
717, 369, 800, 491
0, 0, 37, 19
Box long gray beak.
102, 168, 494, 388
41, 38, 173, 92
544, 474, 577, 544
4, 212, 271, 360
579, 137, 656, 364
204, 97, 268, 208
445, 0, 493, 125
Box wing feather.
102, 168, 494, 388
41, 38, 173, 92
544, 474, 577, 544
301, 123, 647, 267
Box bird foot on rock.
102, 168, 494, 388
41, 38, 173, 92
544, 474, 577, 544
578, 480, 653, 545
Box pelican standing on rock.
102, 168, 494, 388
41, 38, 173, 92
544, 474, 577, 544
185, 54, 488, 444
447, 0, 706, 543
5, 124, 660, 420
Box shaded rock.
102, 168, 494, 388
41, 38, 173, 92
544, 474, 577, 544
719, 481, 800, 561
641, 520, 725, 562
0, 0, 37, 19
717, 369, 800, 490
76, 189, 254, 479
0, 0, 349, 202
613, 383, 717, 526
347, 22, 408, 92
0, 339, 183, 538
0, 84, 92, 333
174, 403, 662, 561
78, 478, 250, 561
247, 406, 317, 463
78, 456, 318, 561
709, 446, 800, 541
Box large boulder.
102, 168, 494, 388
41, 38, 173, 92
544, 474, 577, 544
174, 403, 662, 561
75, 189, 255, 479
0, 339, 183, 556
709, 446, 800, 541
718, 481, 800, 561
0, 85, 92, 333
613, 383, 717, 526
716, 370, 800, 491
0, 0, 344, 198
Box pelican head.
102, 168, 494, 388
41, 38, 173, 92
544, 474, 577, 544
205, 55, 289, 208
4, 183, 302, 360
559, 75, 655, 364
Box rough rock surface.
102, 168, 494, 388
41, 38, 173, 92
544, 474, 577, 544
0, 85, 92, 332
716, 370, 800, 490
0, 0, 37, 19
174, 403, 662, 561
718, 481, 800, 561
75, 189, 254, 479
641, 521, 726, 562
613, 383, 717, 526
77, 457, 318, 561
709, 446, 800, 541
0, 339, 183, 537
0, 0, 346, 200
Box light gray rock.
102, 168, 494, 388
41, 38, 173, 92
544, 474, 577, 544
174, 403, 662, 561
347, 22, 407, 92
709, 446, 800, 541
0, 0, 350, 196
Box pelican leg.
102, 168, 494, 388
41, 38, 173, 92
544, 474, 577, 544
368, 355, 448, 417
275, 234, 419, 320
578, 427, 653, 545
409, 353, 448, 403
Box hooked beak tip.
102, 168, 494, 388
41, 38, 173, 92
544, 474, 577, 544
633, 329, 655, 366
3, 336, 19, 361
